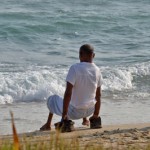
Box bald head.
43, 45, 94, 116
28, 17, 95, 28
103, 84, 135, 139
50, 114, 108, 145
80, 44, 94, 56
79, 44, 95, 62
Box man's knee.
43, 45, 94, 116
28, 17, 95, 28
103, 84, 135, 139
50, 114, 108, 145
47, 95, 59, 110
47, 94, 63, 115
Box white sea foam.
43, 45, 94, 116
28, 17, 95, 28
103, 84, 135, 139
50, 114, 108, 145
0, 66, 66, 104
128, 61, 150, 76
0, 62, 150, 104
102, 61, 150, 91
102, 67, 133, 91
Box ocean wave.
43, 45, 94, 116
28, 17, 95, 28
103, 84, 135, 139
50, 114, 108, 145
0, 65, 66, 104
102, 61, 150, 88
0, 61, 150, 104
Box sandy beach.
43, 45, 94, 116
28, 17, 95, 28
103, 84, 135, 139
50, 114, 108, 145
1, 123, 150, 150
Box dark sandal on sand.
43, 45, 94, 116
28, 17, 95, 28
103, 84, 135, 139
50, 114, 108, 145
54, 120, 75, 133
89, 117, 102, 129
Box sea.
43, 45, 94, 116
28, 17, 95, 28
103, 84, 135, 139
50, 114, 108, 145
0, 0, 150, 135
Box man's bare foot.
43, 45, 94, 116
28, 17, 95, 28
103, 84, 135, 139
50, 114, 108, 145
40, 123, 51, 131
82, 120, 89, 126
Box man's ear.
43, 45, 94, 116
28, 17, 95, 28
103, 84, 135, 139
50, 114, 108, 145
93, 53, 95, 58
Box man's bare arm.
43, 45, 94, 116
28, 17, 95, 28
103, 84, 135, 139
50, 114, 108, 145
62, 82, 73, 119
93, 86, 101, 117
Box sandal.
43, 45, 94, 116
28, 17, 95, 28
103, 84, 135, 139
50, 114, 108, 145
54, 120, 75, 132
89, 117, 102, 129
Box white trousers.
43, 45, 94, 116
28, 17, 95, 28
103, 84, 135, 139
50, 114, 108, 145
47, 95, 94, 120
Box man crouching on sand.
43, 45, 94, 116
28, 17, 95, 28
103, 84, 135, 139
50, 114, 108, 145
40, 44, 103, 132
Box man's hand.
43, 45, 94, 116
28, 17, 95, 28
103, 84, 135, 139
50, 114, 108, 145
61, 115, 68, 121
89, 114, 99, 120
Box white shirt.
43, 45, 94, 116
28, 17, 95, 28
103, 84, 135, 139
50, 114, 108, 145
66, 62, 102, 109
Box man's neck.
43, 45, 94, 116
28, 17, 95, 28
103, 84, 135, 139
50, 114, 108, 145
80, 60, 93, 63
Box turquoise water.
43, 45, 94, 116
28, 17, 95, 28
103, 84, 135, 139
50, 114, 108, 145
0, 0, 150, 135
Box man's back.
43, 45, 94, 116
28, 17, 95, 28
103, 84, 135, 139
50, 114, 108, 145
66, 62, 102, 109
